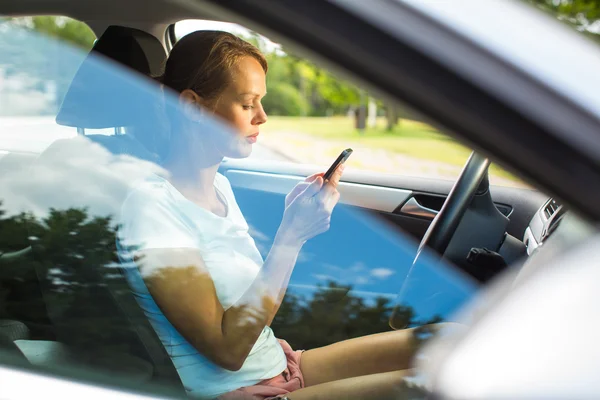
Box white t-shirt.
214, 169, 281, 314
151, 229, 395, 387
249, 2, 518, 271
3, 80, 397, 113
116, 173, 286, 399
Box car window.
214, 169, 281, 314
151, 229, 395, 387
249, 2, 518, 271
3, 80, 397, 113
0, 15, 480, 396
0, 17, 115, 154
175, 20, 528, 189
0, 17, 184, 397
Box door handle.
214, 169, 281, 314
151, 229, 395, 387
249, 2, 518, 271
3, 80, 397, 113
399, 197, 439, 219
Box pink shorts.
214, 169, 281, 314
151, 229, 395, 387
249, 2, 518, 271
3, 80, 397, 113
219, 339, 305, 400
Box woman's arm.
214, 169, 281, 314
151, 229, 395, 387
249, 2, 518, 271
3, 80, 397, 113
262, 228, 305, 327
138, 170, 342, 371
265, 170, 342, 326
138, 228, 302, 371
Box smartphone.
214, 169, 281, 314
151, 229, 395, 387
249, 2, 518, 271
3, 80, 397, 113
323, 148, 353, 182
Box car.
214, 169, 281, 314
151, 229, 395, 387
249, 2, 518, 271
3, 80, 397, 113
0, 0, 599, 398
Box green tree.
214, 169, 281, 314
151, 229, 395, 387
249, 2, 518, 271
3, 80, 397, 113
315, 71, 361, 115
526, 0, 600, 41
7, 16, 95, 50
262, 82, 310, 116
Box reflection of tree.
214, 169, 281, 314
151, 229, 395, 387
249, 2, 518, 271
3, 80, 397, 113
0, 203, 31, 251
271, 281, 442, 350
0, 203, 141, 354
272, 282, 390, 349
1, 203, 440, 359
27, 208, 129, 349
0, 204, 52, 338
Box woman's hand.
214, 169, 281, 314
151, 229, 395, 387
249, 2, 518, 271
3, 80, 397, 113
284, 172, 323, 208
279, 165, 344, 244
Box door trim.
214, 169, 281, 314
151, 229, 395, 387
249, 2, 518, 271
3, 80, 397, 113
225, 170, 412, 213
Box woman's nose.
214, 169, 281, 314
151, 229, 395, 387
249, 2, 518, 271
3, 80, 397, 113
253, 107, 268, 125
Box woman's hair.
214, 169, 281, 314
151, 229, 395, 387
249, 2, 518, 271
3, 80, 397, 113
142, 31, 268, 161
160, 30, 268, 100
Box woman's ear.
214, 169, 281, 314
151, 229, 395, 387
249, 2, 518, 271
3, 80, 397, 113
179, 89, 206, 121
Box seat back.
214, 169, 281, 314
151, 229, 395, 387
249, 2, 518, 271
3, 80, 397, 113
30, 25, 183, 391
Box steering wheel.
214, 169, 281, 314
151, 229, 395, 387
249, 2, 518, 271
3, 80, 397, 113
389, 151, 489, 329
415, 151, 490, 261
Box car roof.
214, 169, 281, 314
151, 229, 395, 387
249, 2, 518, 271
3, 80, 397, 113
1, 0, 209, 41
1, 0, 193, 24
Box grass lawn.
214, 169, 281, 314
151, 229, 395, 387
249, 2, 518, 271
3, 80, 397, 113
262, 116, 521, 182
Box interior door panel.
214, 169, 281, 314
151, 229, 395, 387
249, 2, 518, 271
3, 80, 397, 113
218, 158, 547, 327
226, 170, 412, 214
220, 158, 548, 242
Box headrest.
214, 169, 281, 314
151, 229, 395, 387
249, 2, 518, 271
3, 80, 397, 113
56, 25, 167, 129
86, 134, 160, 163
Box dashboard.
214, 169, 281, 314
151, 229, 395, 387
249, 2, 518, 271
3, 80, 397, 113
523, 198, 565, 256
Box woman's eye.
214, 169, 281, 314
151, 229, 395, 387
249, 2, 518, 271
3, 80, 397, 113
243, 105, 254, 110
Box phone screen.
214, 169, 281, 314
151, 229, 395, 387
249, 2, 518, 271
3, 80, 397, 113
323, 148, 353, 181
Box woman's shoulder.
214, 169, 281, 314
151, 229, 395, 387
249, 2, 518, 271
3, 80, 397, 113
117, 174, 197, 251
130, 174, 176, 198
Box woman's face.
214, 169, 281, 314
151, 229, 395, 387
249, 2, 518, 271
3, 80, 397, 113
206, 56, 268, 159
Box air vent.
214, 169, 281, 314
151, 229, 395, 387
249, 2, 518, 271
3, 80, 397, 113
543, 199, 561, 219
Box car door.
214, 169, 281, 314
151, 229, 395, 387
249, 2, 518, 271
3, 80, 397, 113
1, 0, 600, 398
216, 155, 546, 343
219, 159, 547, 248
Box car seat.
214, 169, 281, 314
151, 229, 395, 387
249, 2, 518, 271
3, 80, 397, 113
20, 25, 184, 393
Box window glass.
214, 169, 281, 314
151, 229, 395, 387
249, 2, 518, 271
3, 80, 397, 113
0, 17, 115, 154
0, 17, 182, 397
175, 20, 527, 189
1, 16, 95, 114
0, 16, 475, 397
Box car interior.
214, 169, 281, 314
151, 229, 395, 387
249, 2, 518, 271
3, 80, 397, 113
0, 0, 594, 397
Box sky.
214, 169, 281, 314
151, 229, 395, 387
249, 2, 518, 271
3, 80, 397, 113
175, 19, 281, 53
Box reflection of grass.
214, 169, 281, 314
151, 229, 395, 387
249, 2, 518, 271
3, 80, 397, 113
263, 116, 521, 182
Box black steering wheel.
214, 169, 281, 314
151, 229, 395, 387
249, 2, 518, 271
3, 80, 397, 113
415, 151, 490, 262
389, 151, 490, 329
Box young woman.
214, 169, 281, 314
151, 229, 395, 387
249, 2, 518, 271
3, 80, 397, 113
118, 31, 427, 400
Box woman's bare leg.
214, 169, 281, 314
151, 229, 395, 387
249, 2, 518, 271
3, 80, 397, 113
300, 327, 435, 387
287, 370, 418, 400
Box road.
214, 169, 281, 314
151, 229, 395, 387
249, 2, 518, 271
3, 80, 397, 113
248, 141, 289, 161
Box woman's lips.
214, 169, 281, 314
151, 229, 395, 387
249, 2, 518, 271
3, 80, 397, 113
246, 133, 259, 143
